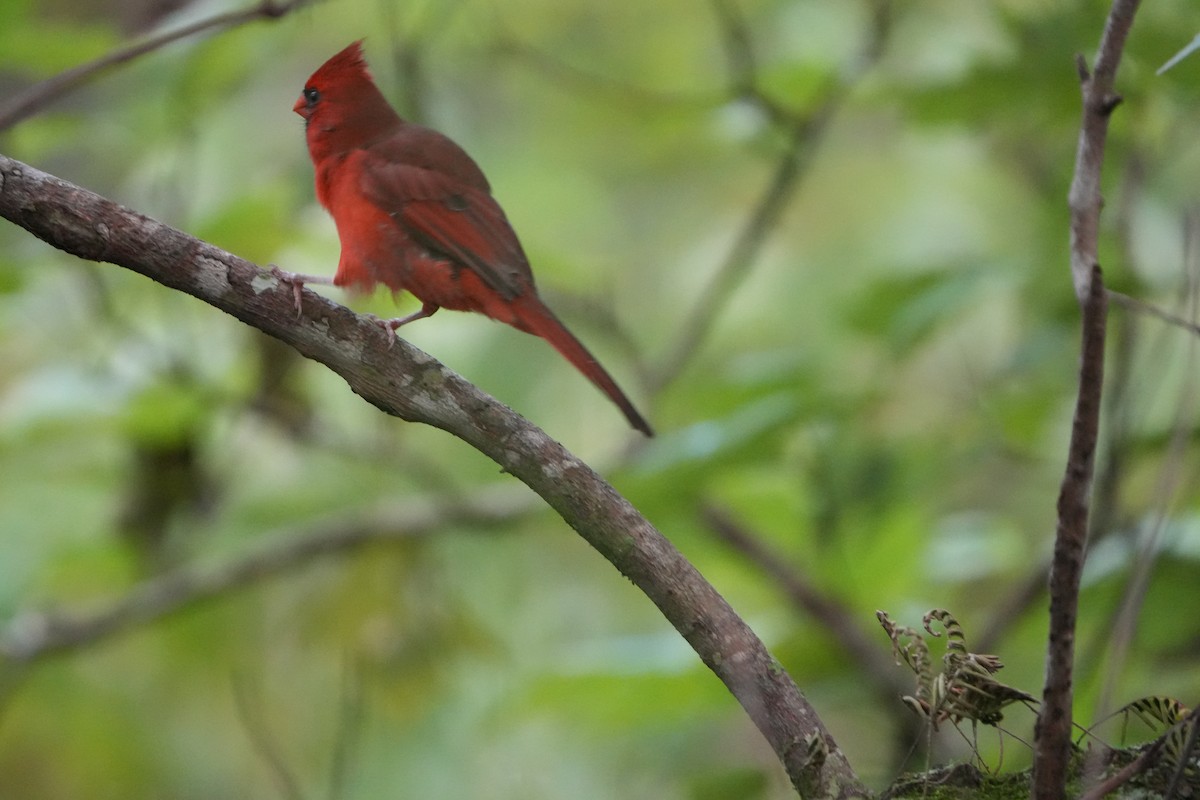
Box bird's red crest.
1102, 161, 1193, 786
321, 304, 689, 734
311, 39, 374, 84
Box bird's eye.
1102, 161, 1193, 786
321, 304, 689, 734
303, 87, 320, 105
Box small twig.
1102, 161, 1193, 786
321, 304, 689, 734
1077, 738, 1165, 800
1158, 33, 1200, 74
0, 0, 312, 132
491, 35, 712, 111
710, 0, 789, 124
232, 672, 308, 800
1108, 289, 1200, 338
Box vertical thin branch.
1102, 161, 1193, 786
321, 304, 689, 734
1065, 0, 1142, 304
1034, 265, 1107, 799
1034, 1, 1142, 794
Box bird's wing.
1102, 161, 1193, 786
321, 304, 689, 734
358, 152, 534, 301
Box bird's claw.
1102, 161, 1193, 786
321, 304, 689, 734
366, 314, 399, 348
269, 264, 305, 318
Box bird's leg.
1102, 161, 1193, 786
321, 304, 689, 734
385, 302, 439, 330
269, 265, 335, 318
371, 302, 439, 348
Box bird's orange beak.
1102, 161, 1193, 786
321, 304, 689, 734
293, 95, 309, 117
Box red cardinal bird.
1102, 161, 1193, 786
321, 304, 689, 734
276, 41, 653, 436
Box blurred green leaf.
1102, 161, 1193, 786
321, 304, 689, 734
846, 266, 988, 355
120, 378, 209, 446
689, 766, 771, 800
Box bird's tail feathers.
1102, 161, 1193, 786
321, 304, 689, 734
513, 296, 653, 437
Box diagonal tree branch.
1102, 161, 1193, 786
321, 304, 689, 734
0, 153, 864, 799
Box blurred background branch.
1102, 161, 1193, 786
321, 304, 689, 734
0, 489, 534, 665
0, 0, 313, 132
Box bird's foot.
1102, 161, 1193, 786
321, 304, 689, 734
365, 314, 400, 348
368, 303, 440, 349
269, 265, 307, 318
269, 267, 336, 318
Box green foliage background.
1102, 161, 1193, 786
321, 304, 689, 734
2, 0, 1200, 797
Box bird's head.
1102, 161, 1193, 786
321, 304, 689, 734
295, 40, 402, 158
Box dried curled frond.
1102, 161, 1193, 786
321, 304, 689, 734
923, 608, 967, 652
1120, 696, 1188, 732
1113, 697, 1197, 780
877, 609, 1036, 730
878, 611, 933, 687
